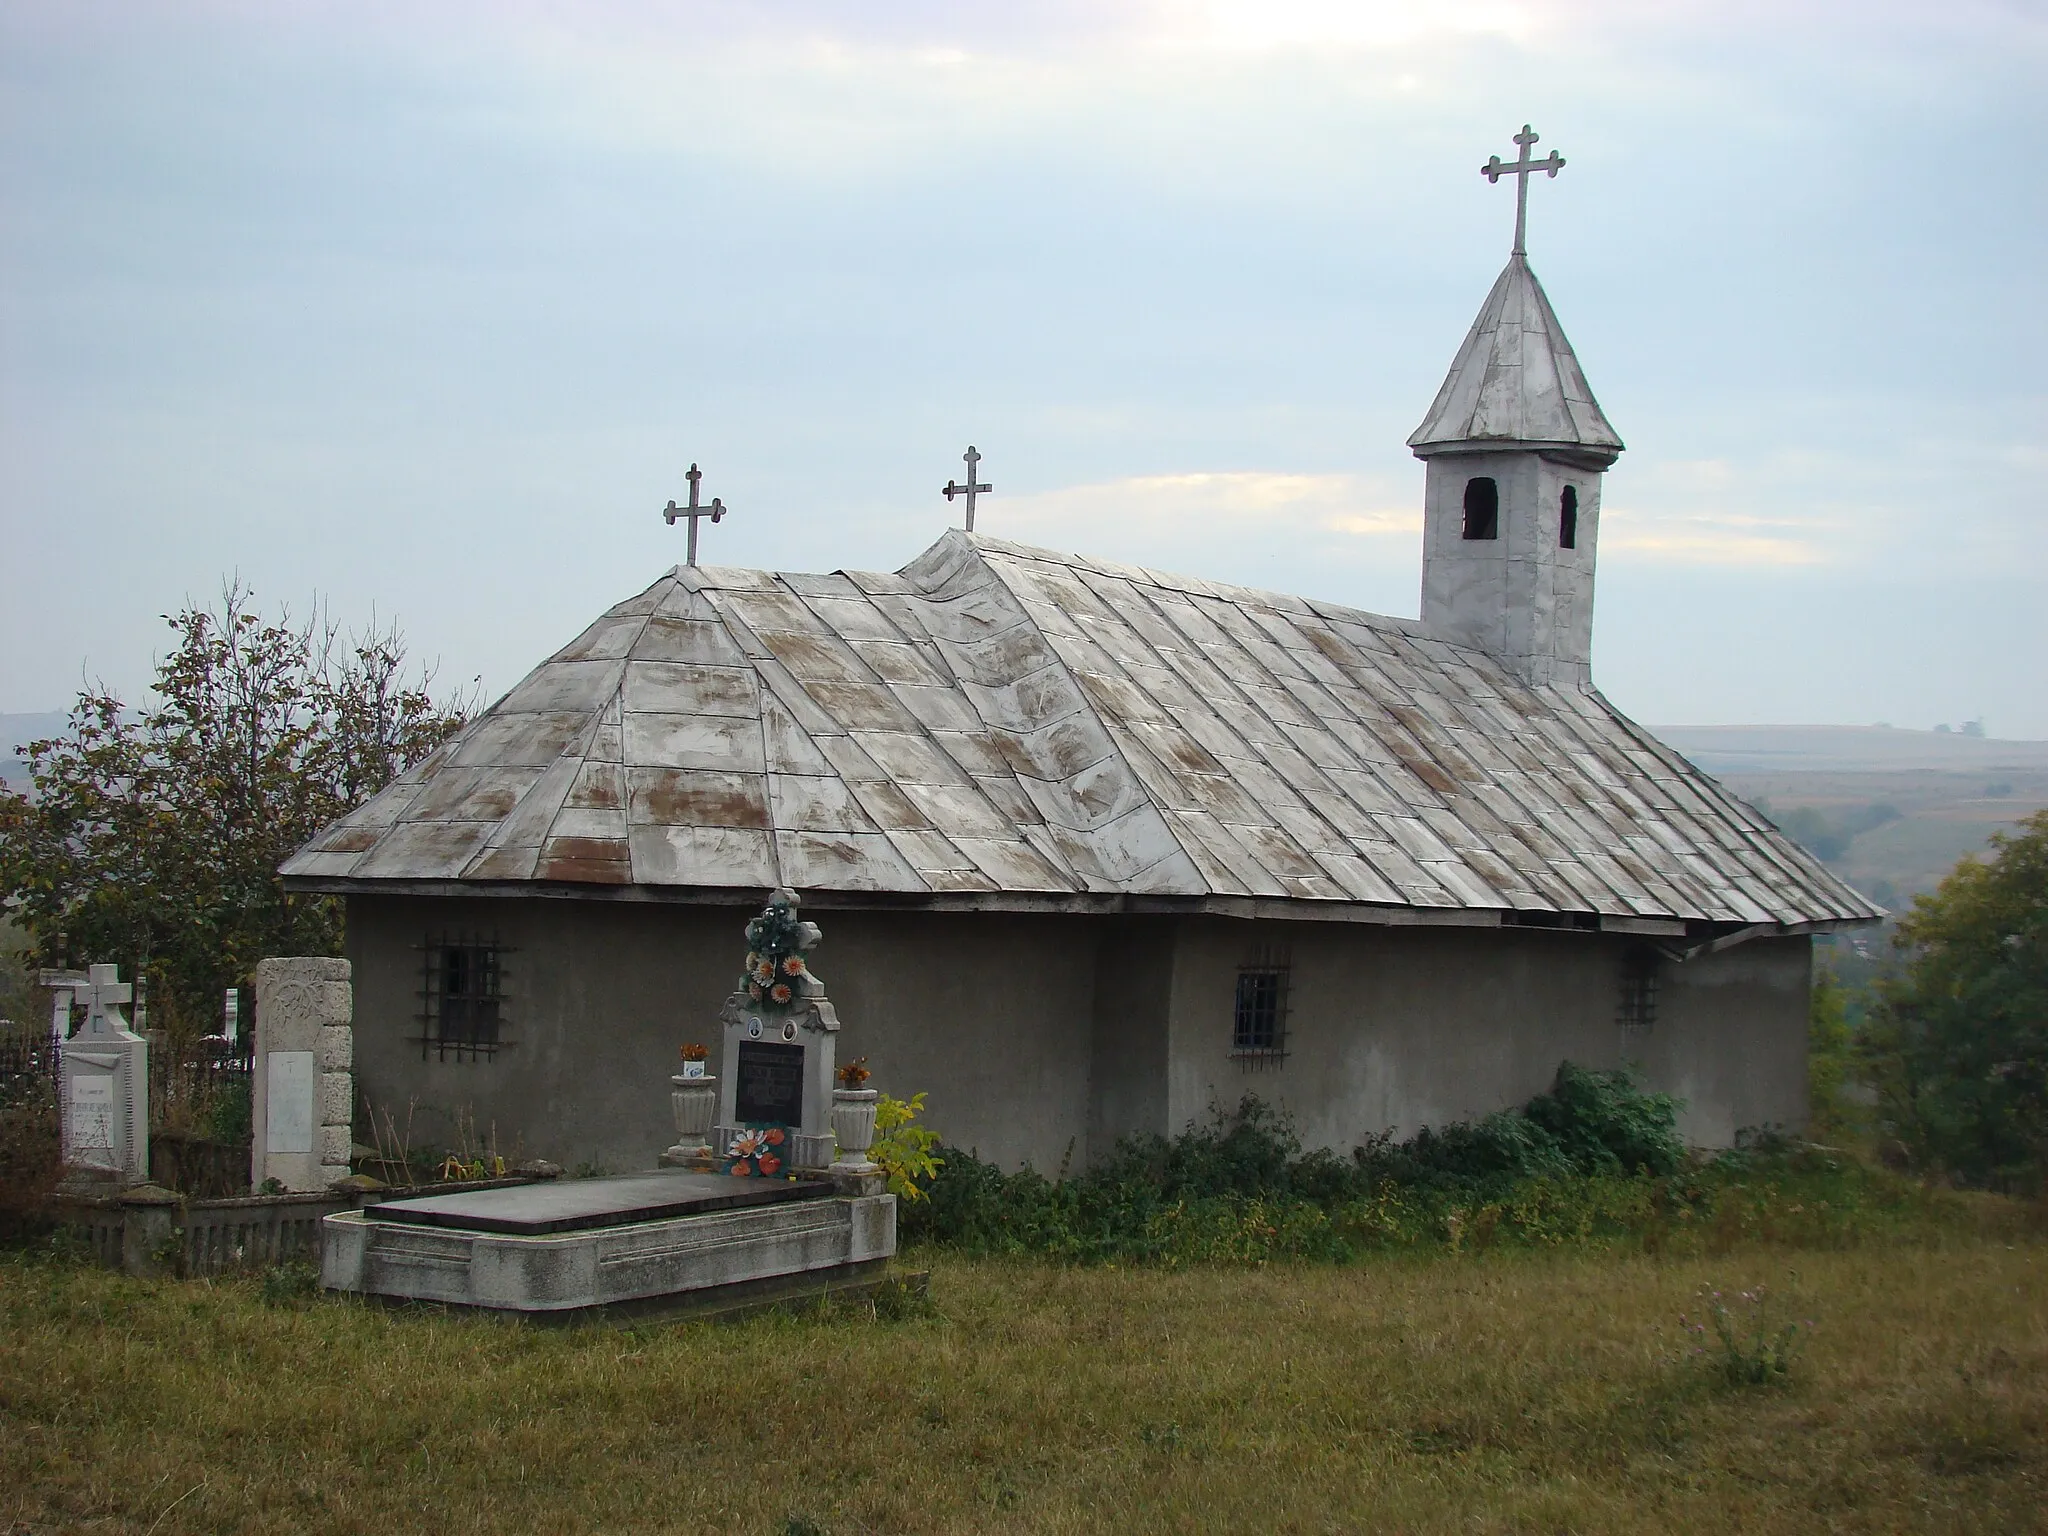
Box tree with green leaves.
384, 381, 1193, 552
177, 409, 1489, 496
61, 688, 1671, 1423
1863, 809, 2048, 1190
0, 585, 471, 1037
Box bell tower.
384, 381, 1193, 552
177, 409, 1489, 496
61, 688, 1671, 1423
1410, 125, 1622, 689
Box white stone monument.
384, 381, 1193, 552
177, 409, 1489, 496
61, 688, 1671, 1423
57, 965, 149, 1184
711, 891, 840, 1172
252, 957, 354, 1192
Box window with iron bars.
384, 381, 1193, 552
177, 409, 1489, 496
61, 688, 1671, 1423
1232, 944, 1291, 1065
417, 933, 509, 1061
1617, 948, 1660, 1035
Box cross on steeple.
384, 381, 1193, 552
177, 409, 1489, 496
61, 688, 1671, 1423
943, 445, 992, 532
662, 463, 728, 566
1482, 124, 1565, 256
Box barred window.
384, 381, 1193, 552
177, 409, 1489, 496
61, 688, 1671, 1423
419, 933, 508, 1061
1232, 944, 1291, 1063
1617, 948, 1659, 1035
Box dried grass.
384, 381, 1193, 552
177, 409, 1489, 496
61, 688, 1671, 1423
2, 1228, 2043, 1533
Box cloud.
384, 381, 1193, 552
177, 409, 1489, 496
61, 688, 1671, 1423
998, 470, 1417, 550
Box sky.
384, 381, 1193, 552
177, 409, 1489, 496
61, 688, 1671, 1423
2, 0, 2043, 736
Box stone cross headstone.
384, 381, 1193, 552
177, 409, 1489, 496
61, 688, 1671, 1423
712, 890, 839, 1172
252, 957, 354, 1192
56, 964, 149, 1184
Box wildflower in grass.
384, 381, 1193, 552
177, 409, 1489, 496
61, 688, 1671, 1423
1683, 1283, 1813, 1387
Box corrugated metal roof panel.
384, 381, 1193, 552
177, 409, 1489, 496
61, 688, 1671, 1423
282, 534, 1881, 925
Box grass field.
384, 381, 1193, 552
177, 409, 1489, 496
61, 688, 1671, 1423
4, 1217, 2045, 1535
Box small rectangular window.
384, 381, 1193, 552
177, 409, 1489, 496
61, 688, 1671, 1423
1617, 949, 1659, 1035
1232, 943, 1291, 1063
419, 932, 508, 1061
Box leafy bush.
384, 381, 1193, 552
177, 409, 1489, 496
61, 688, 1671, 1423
1862, 809, 2047, 1192
204, 1078, 253, 1145
904, 1066, 1977, 1266
870, 1092, 942, 1204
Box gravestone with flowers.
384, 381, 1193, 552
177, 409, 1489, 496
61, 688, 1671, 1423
322, 886, 897, 1316
712, 889, 840, 1174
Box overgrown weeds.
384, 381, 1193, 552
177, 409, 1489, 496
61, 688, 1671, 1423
906, 1065, 2028, 1266
1680, 1284, 1813, 1388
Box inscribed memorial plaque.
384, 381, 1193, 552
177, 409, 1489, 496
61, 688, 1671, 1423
68, 1074, 117, 1167
734, 1040, 805, 1124
266, 1050, 316, 1155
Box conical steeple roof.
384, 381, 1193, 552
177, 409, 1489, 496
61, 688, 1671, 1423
1408, 254, 1622, 467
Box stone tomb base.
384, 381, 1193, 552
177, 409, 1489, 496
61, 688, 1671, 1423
320, 1170, 896, 1318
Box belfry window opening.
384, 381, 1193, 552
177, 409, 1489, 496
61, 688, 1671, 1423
1560, 484, 1579, 549
1462, 477, 1499, 540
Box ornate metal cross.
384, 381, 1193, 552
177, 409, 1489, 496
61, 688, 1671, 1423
1482, 124, 1565, 256
662, 463, 728, 566
943, 445, 992, 532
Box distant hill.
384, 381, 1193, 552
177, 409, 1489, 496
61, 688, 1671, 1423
1652, 724, 2048, 776
0, 713, 68, 787
1652, 726, 2048, 946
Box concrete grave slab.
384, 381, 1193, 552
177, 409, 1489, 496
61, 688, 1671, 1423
370, 1169, 833, 1236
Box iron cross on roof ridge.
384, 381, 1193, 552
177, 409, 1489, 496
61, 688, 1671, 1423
943, 445, 991, 532
1482, 124, 1565, 257
662, 463, 728, 567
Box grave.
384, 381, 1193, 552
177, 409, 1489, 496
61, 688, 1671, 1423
56, 965, 149, 1185
711, 888, 840, 1171
322, 893, 897, 1318
252, 957, 353, 1193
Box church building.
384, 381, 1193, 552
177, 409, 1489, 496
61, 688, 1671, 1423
282, 133, 1880, 1173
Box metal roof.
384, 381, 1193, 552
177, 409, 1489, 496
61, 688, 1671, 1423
1408, 253, 1624, 466
283, 532, 1879, 932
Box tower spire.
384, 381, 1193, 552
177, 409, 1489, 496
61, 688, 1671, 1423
1408, 127, 1621, 689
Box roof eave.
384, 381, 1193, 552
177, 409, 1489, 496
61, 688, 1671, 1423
1408, 437, 1622, 471
282, 873, 1879, 933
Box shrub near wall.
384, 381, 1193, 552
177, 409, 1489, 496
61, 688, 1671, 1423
904, 1064, 2008, 1264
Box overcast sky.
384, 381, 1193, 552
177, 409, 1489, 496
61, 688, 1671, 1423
3, 1, 2043, 735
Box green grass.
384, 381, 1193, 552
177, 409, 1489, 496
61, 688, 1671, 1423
3, 1212, 2045, 1534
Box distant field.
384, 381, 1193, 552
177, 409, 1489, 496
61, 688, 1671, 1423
1653, 726, 2048, 913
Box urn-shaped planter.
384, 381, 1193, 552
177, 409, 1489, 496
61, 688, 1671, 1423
671, 1075, 718, 1147
830, 1088, 880, 1165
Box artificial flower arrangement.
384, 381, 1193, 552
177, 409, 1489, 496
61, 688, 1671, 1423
725, 1125, 785, 1178
739, 888, 824, 1013
679, 1041, 709, 1079
836, 1057, 871, 1088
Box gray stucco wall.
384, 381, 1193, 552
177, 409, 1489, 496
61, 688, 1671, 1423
347, 896, 1809, 1175
345, 896, 1100, 1175
1161, 917, 1809, 1152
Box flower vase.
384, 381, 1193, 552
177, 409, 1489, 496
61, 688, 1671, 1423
669, 1074, 718, 1162
830, 1088, 880, 1166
